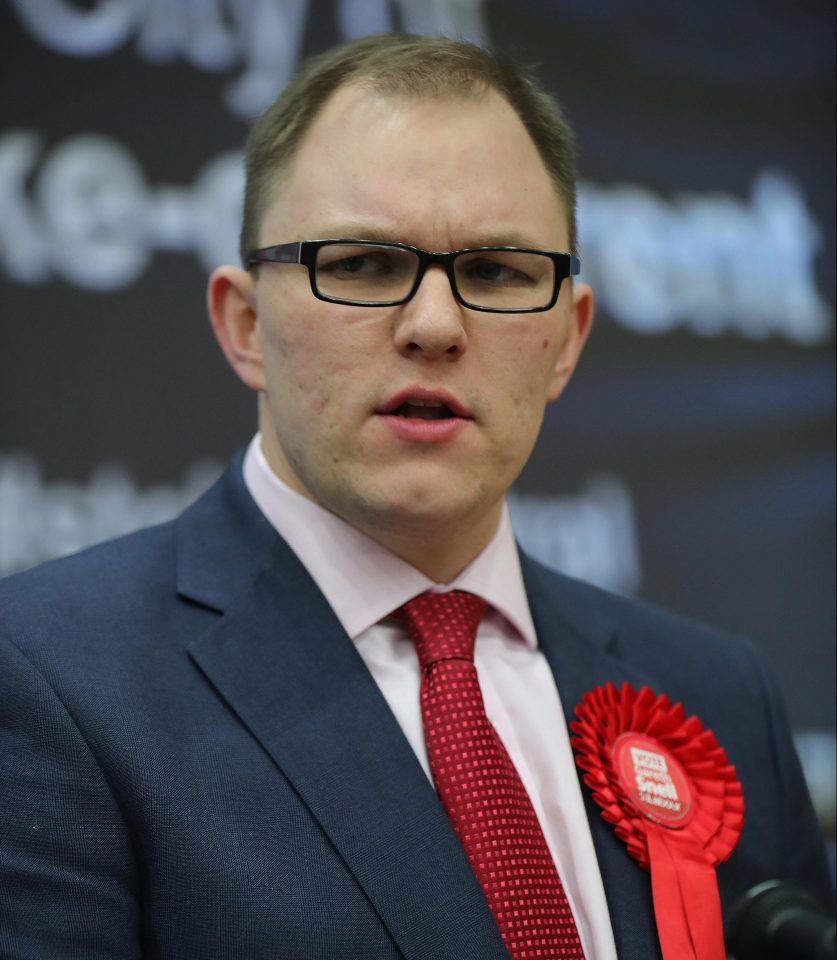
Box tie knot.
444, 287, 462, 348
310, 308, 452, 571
399, 590, 486, 669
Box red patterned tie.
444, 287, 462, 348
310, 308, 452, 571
399, 590, 585, 959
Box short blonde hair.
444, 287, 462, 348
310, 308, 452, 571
241, 34, 579, 262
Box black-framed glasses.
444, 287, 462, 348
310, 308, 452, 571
246, 239, 580, 313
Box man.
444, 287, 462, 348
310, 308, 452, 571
0, 34, 830, 959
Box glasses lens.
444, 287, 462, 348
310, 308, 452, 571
314, 243, 419, 303
454, 250, 555, 310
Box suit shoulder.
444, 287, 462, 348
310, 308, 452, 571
0, 522, 177, 631
524, 554, 761, 664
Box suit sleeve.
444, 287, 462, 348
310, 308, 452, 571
751, 644, 833, 904
0, 634, 141, 959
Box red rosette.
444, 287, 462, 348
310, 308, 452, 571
570, 682, 744, 960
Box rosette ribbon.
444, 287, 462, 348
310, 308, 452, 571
571, 682, 744, 960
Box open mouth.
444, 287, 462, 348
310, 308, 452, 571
392, 400, 455, 420
376, 387, 472, 431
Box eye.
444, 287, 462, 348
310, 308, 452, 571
319, 251, 396, 277
456, 249, 552, 295
467, 259, 520, 283
461, 256, 534, 286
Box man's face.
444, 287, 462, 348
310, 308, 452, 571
214, 83, 592, 571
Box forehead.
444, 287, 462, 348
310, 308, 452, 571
261, 83, 568, 249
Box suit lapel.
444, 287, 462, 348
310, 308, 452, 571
176, 462, 509, 960
520, 553, 664, 960
175, 461, 669, 957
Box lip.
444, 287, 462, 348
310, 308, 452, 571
375, 385, 472, 419
374, 385, 473, 443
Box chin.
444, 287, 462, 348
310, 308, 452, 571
358, 483, 495, 535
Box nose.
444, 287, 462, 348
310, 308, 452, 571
393, 265, 468, 361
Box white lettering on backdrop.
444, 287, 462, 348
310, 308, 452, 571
509, 477, 642, 596
9, 0, 489, 119
0, 132, 243, 288
0, 453, 640, 597
0, 131, 830, 344
578, 176, 832, 346
0, 454, 222, 577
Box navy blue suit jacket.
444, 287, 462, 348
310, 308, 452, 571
0, 455, 830, 958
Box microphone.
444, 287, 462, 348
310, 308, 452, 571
725, 879, 836, 960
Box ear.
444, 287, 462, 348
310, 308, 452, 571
546, 281, 594, 403
207, 265, 265, 392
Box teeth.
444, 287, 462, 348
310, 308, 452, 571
406, 398, 443, 407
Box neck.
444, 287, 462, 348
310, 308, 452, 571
359, 508, 502, 584
256, 421, 503, 584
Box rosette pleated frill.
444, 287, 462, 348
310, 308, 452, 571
571, 682, 744, 960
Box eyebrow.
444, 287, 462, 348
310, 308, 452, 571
316, 223, 399, 243
314, 224, 551, 250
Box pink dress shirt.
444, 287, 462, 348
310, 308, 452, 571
243, 434, 618, 959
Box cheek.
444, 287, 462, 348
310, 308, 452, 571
504, 334, 559, 404
481, 336, 560, 454
288, 318, 383, 417
285, 357, 352, 423
262, 314, 354, 409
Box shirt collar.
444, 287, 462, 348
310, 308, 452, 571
242, 434, 537, 647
